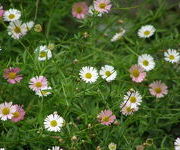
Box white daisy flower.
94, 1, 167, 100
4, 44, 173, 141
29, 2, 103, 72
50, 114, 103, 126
120, 102, 139, 116
35, 45, 52, 61
164, 49, 180, 63
25, 21, 34, 31
0, 102, 16, 121
79, 66, 99, 83
123, 89, 142, 108
88, 5, 102, 17
0, 148, 5, 150
44, 112, 64, 132
48, 146, 63, 150
175, 137, 180, 150
138, 25, 156, 38
111, 28, 126, 42
7, 20, 27, 39
99, 65, 117, 82
35, 86, 52, 97
3, 8, 21, 22
138, 54, 155, 71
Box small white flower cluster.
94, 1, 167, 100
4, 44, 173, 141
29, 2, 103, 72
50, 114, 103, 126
3, 8, 34, 39
138, 25, 179, 65
44, 112, 64, 132
35, 45, 52, 61
79, 65, 117, 83
120, 89, 142, 116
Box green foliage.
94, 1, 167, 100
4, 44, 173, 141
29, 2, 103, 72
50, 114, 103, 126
0, 0, 180, 149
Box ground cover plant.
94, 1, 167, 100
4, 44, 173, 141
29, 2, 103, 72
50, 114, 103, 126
0, 0, 180, 150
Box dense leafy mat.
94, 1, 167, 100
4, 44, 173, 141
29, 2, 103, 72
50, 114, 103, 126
0, 0, 180, 150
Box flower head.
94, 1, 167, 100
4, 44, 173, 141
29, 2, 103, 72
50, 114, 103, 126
79, 66, 99, 83
11, 105, 25, 122
34, 24, 42, 32
7, 20, 27, 39
3, 8, 21, 22
88, 5, 102, 17
35, 45, 52, 61
164, 49, 180, 63
35, 86, 52, 97
99, 65, 117, 82
94, 0, 112, 14
3, 67, 23, 84
25, 21, 34, 31
108, 143, 117, 150
129, 64, 146, 83
72, 2, 89, 19
44, 112, 64, 132
123, 89, 142, 108
0, 102, 16, 121
138, 25, 155, 38
149, 81, 168, 98
174, 137, 180, 150
138, 54, 155, 71
120, 102, 139, 116
97, 110, 116, 126
29, 76, 48, 92
48, 146, 63, 150
111, 28, 126, 42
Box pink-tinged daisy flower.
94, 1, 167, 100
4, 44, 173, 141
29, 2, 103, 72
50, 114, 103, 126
129, 64, 146, 83
3, 67, 23, 84
29, 76, 48, 92
72, 2, 89, 19
0, 102, 16, 121
94, 0, 112, 14
11, 105, 25, 122
149, 81, 168, 98
97, 110, 116, 126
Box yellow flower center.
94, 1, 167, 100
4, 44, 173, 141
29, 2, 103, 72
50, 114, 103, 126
13, 111, 20, 118
14, 26, 21, 33
39, 51, 47, 58
99, 3, 106, 9
50, 120, 58, 127
143, 60, 149, 66
130, 96, 137, 103
2, 107, 10, 115
105, 71, 112, 77
8, 14, 15, 19
132, 69, 140, 77
126, 106, 132, 112
154, 87, 162, 94
35, 82, 42, 88
85, 73, 92, 79
76, 7, 83, 13
144, 30, 150, 35
8, 72, 16, 79
41, 90, 48, 95
169, 55, 175, 60
102, 116, 110, 122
